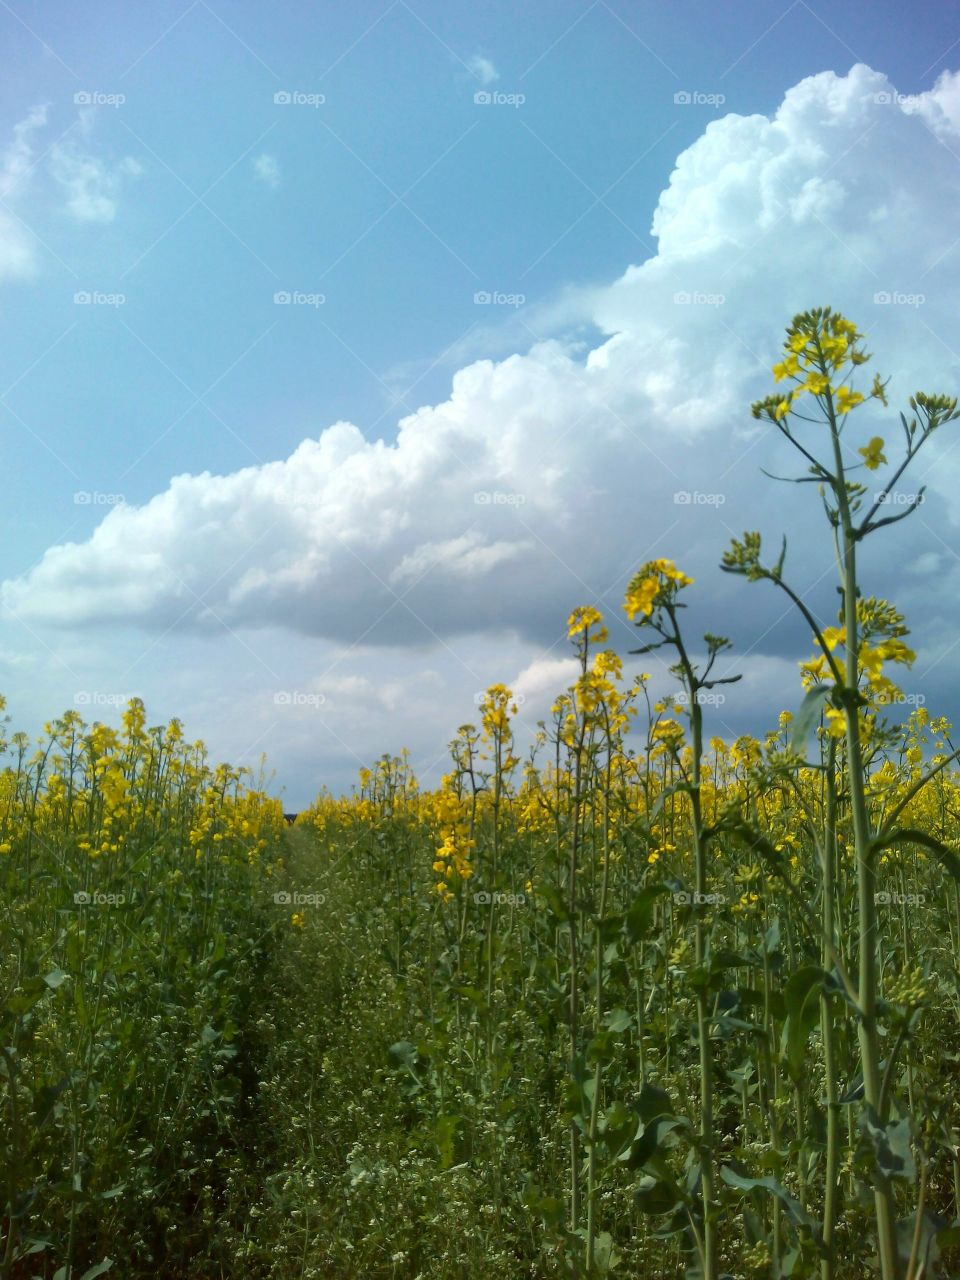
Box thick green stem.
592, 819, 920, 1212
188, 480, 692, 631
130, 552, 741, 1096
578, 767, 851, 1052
827, 399, 901, 1280
670, 622, 718, 1280
821, 739, 841, 1280
586, 786, 612, 1272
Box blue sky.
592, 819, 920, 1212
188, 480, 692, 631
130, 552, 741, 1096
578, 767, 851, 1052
2, 1, 960, 804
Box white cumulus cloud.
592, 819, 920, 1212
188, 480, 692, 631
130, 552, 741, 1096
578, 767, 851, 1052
5, 63, 960, 776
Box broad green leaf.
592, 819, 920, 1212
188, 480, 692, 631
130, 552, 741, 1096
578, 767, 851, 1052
79, 1259, 114, 1280
623, 884, 668, 944
780, 966, 825, 1079
605, 1008, 632, 1032
650, 781, 696, 821
790, 684, 832, 751
720, 1166, 815, 1234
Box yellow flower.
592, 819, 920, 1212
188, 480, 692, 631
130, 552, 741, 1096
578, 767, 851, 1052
567, 607, 607, 641
291, 912, 305, 928
592, 649, 622, 681
624, 560, 693, 621
773, 395, 793, 421
858, 436, 887, 470
824, 708, 846, 738
821, 335, 849, 363
772, 355, 800, 382
835, 386, 864, 415
624, 576, 658, 620
803, 371, 829, 395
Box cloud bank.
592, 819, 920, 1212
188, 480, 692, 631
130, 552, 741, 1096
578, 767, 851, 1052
5, 64, 960, 717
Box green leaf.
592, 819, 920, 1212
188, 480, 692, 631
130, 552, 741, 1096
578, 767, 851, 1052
32, 1078, 70, 1129
650, 782, 696, 821
527, 1192, 565, 1230
860, 1110, 916, 1183
763, 918, 781, 956
791, 684, 832, 752
11, 1235, 50, 1261
622, 1115, 689, 1170
598, 1101, 637, 1157
636, 1081, 674, 1121
79, 1259, 114, 1280
388, 1040, 418, 1068
780, 967, 825, 1080
4, 976, 49, 1016
874, 828, 960, 882
434, 1114, 460, 1171
633, 1173, 685, 1216
623, 884, 668, 944
537, 879, 571, 924
592, 1230, 621, 1272
720, 1166, 815, 1234
43, 968, 69, 990
605, 1008, 633, 1033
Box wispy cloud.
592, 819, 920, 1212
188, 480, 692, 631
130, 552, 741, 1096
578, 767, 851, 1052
253, 153, 280, 189
48, 113, 142, 223
467, 54, 499, 85
0, 106, 48, 277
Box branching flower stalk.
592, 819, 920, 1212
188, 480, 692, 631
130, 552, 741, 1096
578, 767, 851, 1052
623, 561, 740, 1280
564, 606, 608, 1259
723, 306, 960, 1280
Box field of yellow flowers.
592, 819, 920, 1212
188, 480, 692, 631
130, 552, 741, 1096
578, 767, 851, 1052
3, 309, 960, 1279
0, 697, 289, 1278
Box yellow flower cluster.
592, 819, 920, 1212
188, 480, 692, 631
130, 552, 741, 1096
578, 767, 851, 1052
756, 308, 887, 426
0, 698, 285, 872
624, 560, 694, 621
